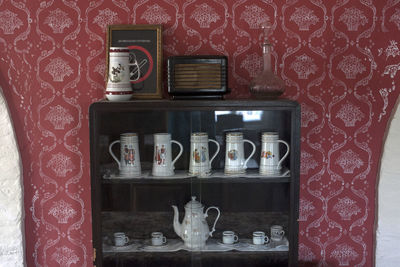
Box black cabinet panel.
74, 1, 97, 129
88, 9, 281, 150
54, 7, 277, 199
90, 100, 300, 267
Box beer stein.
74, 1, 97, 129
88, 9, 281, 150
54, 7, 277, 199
152, 133, 183, 177
259, 132, 289, 175
109, 133, 141, 177
189, 132, 220, 176
105, 47, 133, 101
224, 132, 256, 174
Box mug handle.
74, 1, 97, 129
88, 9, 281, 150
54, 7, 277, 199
109, 140, 121, 169
264, 236, 270, 244
234, 235, 239, 242
205, 206, 220, 237
124, 236, 129, 244
243, 139, 256, 169
162, 236, 167, 244
171, 140, 183, 169
277, 140, 290, 169
208, 139, 220, 167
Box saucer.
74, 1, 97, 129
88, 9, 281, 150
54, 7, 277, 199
143, 239, 168, 247
273, 244, 289, 251
246, 243, 271, 250
217, 241, 238, 246
104, 242, 136, 252
142, 239, 182, 252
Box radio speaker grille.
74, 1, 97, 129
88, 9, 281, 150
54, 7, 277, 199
174, 63, 222, 89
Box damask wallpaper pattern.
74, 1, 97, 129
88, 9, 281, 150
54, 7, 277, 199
0, 0, 399, 266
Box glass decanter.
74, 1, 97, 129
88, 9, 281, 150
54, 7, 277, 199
249, 22, 285, 98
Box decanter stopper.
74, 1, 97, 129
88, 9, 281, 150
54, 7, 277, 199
249, 21, 285, 98
261, 21, 272, 46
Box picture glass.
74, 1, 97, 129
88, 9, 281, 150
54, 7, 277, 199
110, 29, 159, 95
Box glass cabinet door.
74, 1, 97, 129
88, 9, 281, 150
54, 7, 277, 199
90, 100, 300, 267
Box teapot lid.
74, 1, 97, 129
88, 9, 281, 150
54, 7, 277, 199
185, 196, 203, 209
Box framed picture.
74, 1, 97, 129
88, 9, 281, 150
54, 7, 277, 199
106, 24, 162, 99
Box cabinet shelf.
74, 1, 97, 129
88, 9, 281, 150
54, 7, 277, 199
103, 251, 289, 267
102, 238, 288, 253
102, 169, 291, 184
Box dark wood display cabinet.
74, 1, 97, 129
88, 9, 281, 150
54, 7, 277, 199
89, 99, 300, 267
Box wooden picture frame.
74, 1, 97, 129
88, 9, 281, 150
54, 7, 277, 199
106, 24, 162, 99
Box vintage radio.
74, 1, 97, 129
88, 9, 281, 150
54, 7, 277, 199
167, 55, 229, 99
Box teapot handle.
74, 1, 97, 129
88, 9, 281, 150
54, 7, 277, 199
205, 206, 220, 237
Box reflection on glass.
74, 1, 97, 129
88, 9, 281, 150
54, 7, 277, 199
215, 111, 263, 122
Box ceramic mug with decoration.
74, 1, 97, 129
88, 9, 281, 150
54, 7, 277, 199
152, 133, 183, 177
259, 132, 289, 175
189, 132, 220, 176
224, 132, 256, 174
109, 133, 141, 177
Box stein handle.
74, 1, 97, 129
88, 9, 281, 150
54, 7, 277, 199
170, 140, 183, 170
205, 206, 220, 237
208, 139, 220, 168
109, 140, 121, 169
277, 140, 290, 169
243, 139, 256, 169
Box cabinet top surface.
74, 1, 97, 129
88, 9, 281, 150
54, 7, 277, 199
90, 99, 300, 112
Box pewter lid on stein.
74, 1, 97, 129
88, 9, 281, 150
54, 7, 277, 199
191, 132, 208, 137
121, 132, 138, 137
262, 131, 278, 136
262, 132, 279, 141
190, 132, 209, 142
185, 196, 203, 209
226, 132, 243, 137
226, 132, 243, 141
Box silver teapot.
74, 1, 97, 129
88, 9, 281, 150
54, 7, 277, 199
172, 196, 220, 249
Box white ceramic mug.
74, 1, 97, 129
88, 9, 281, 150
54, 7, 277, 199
189, 132, 220, 176
252, 231, 269, 245
109, 133, 141, 177
224, 132, 256, 174
259, 132, 290, 175
114, 232, 129, 247
270, 225, 285, 241
152, 133, 183, 177
106, 47, 133, 101
151, 232, 167, 246
222, 231, 239, 244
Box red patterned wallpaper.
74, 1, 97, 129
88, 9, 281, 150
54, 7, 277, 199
1, 1, 399, 266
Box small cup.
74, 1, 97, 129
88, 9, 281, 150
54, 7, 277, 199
222, 231, 239, 245
114, 232, 129, 247
270, 225, 285, 241
252, 231, 269, 245
151, 232, 167, 246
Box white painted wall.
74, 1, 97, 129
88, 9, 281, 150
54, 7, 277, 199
0, 87, 25, 266
376, 98, 400, 267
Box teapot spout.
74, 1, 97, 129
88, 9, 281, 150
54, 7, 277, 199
172, 205, 182, 238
